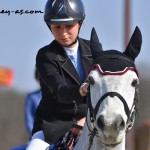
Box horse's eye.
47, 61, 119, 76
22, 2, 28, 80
88, 76, 95, 85
132, 79, 139, 87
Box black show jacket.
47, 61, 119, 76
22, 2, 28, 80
32, 38, 92, 143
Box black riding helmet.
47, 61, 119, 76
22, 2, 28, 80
44, 0, 85, 25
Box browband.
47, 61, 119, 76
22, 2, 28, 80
89, 64, 139, 77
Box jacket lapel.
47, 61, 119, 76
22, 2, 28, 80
79, 38, 93, 76
58, 45, 81, 85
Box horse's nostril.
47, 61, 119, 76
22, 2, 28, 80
117, 117, 125, 131
97, 116, 105, 130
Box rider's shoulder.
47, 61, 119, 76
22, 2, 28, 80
78, 38, 90, 48
36, 40, 61, 59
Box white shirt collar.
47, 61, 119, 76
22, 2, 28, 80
63, 41, 79, 55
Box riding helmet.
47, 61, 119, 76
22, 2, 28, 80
44, 0, 85, 24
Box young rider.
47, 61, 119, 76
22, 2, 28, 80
26, 0, 91, 149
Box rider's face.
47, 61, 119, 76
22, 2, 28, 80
50, 22, 80, 48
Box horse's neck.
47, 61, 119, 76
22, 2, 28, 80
73, 123, 93, 150
74, 123, 126, 150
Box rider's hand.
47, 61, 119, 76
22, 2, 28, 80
70, 117, 86, 136
79, 82, 89, 96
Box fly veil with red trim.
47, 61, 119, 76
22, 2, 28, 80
89, 26, 142, 77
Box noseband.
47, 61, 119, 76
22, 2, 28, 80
87, 88, 137, 125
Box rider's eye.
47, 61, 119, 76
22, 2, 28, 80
88, 76, 95, 85
132, 79, 139, 87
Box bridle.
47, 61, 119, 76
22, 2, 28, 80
86, 65, 139, 150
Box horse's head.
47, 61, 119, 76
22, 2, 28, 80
86, 27, 142, 147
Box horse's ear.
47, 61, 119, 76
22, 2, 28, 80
90, 27, 103, 60
124, 26, 142, 61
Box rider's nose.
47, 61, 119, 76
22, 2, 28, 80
61, 27, 67, 35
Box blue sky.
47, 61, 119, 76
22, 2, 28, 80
0, 0, 150, 92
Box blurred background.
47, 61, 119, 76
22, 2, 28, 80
0, 0, 150, 150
